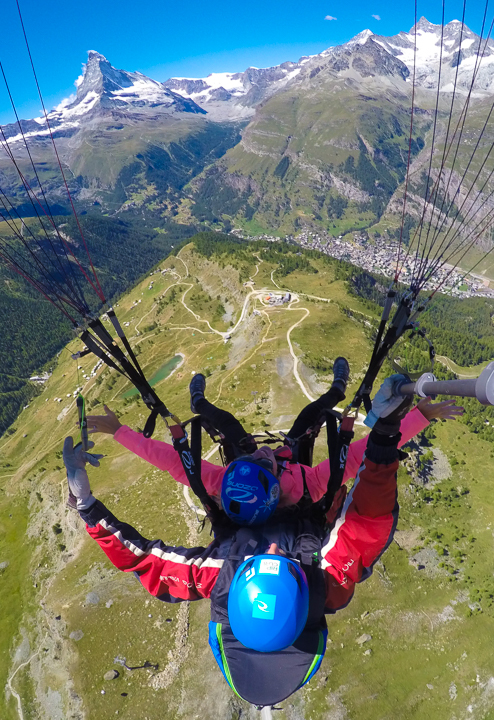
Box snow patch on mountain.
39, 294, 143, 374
2, 51, 205, 146
165, 62, 302, 119
347, 29, 374, 46
372, 17, 494, 93
5, 17, 494, 139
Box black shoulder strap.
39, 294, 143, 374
300, 464, 310, 500
320, 411, 355, 514
170, 416, 224, 525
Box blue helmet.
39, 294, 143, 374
228, 554, 309, 652
221, 458, 280, 526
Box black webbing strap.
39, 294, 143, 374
368, 288, 396, 371
170, 416, 223, 524
107, 309, 147, 382
319, 410, 355, 515
80, 319, 174, 437
88, 319, 146, 384
81, 329, 131, 378
351, 296, 413, 413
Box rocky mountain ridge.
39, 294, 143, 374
2, 51, 205, 145
166, 17, 494, 119
4, 16, 493, 139
2, 17, 494, 249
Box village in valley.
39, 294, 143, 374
231, 229, 494, 298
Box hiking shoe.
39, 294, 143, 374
189, 373, 206, 414
332, 357, 350, 395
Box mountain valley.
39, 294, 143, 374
2, 17, 494, 718
1, 236, 494, 719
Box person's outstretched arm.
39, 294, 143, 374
80, 499, 222, 602
343, 398, 463, 479
63, 435, 223, 602
320, 375, 413, 611
86, 405, 225, 496
321, 429, 400, 612
308, 398, 464, 500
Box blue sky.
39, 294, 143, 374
0, 0, 488, 124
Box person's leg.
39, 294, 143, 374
286, 357, 349, 440
190, 375, 257, 455
193, 397, 254, 449
287, 387, 344, 440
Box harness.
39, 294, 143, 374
207, 515, 329, 708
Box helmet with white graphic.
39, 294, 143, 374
221, 458, 280, 526
228, 554, 309, 652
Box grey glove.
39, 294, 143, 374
63, 437, 104, 510
364, 374, 413, 436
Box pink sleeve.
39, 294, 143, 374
309, 407, 430, 490
397, 406, 429, 446
114, 426, 225, 496
302, 463, 329, 503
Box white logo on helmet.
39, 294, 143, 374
226, 486, 258, 503
225, 479, 259, 504
245, 567, 256, 581
256, 600, 269, 612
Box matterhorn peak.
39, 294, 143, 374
87, 50, 109, 63
47, 50, 206, 124
74, 50, 132, 102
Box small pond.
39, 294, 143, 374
122, 354, 183, 399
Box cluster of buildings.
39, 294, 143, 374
232, 226, 493, 298
263, 292, 292, 305
231, 229, 280, 243
29, 372, 51, 384
293, 230, 494, 298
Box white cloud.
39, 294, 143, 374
54, 95, 76, 112
371, 14, 381, 20
75, 66, 86, 89
325, 15, 337, 21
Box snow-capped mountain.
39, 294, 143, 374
2, 17, 494, 226
372, 17, 494, 92
5, 17, 494, 141
67, 51, 205, 115
2, 51, 204, 144
165, 62, 303, 120
164, 17, 494, 119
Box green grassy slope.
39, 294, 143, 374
1, 239, 493, 719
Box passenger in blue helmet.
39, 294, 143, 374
228, 546, 309, 651
220, 456, 280, 525
190, 357, 350, 524
65, 376, 415, 707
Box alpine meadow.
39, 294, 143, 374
2, 5, 494, 720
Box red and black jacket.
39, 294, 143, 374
80, 431, 401, 705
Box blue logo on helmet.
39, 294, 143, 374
228, 554, 309, 652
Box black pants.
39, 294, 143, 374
194, 385, 344, 463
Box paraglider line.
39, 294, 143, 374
395, 0, 418, 283
15, 0, 106, 303
0, 187, 90, 315
0, 60, 88, 311
0, 248, 77, 323
424, 7, 494, 270
406, 0, 446, 283
0, 128, 100, 306
403, 0, 467, 282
